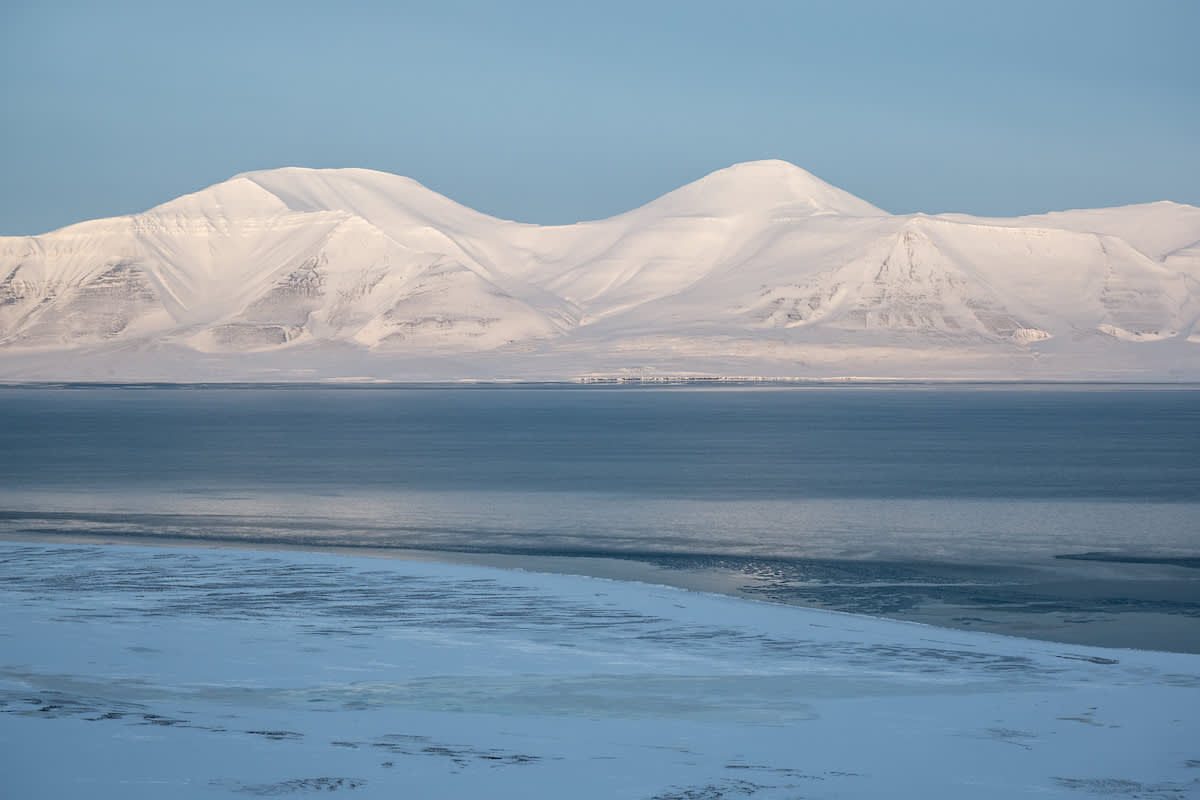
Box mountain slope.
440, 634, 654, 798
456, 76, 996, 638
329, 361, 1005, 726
1, 161, 1197, 380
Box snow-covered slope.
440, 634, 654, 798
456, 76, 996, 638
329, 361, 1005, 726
2, 161, 1197, 380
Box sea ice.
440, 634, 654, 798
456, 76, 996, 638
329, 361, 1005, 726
1, 542, 1197, 798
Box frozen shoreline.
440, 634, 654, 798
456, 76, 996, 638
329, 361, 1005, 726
4, 529, 1198, 655
3, 540, 1198, 798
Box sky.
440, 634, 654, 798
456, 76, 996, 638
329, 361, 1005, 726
1, 0, 1197, 235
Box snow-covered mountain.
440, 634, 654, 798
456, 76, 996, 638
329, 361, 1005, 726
2, 160, 1198, 381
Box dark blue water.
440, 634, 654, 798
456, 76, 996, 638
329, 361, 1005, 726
2, 385, 1196, 502
1, 384, 1197, 650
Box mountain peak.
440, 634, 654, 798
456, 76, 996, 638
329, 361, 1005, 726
142, 176, 290, 219
713, 159, 821, 179
232, 166, 508, 229
640, 160, 887, 219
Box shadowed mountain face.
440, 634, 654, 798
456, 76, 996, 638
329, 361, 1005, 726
1, 160, 1198, 380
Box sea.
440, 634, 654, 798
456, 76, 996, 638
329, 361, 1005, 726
1, 383, 1197, 652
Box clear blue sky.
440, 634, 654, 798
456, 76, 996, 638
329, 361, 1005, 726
2, 0, 1197, 234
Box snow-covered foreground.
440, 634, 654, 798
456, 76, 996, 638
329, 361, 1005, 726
2, 543, 1198, 799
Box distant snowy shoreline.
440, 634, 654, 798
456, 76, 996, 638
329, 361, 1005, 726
3, 378, 1200, 389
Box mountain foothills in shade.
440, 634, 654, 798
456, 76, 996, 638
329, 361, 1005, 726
2, 160, 1198, 381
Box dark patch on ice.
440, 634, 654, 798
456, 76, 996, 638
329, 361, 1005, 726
1057, 709, 1105, 727
1052, 776, 1198, 797
219, 776, 365, 795
0, 688, 235, 736
1057, 553, 1200, 570
367, 733, 540, 769
1161, 674, 1200, 688
138, 712, 190, 727
647, 779, 766, 799
0, 680, 251, 735
1058, 653, 1120, 665
246, 730, 303, 741
724, 763, 828, 779
0, 689, 147, 721
981, 727, 1037, 749
375, 733, 429, 743
1057, 717, 1104, 727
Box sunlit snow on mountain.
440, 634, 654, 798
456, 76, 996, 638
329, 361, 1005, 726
2, 160, 1198, 381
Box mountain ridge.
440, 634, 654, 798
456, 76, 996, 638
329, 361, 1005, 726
1, 160, 1198, 381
